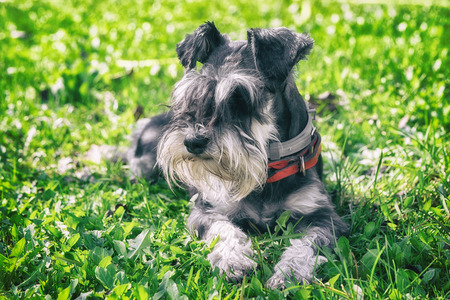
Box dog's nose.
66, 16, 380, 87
184, 134, 209, 155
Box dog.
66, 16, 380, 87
126, 22, 347, 289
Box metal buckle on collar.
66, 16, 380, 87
300, 156, 305, 176
267, 130, 322, 183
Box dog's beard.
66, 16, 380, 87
158, 120, 276, 201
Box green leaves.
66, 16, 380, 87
364, 221, 376, 238
328, 273, 340, 288
276, 210, 291, 229
95, 263, 116, 290
0, 0, 449, 299
127, 228, 152, 259
56, 280, 78, 300
62, 233, 80, 252
10, 238, 26, 259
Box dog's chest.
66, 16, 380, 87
211, 197, 284, 230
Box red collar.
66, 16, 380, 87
267, 131, 321, 183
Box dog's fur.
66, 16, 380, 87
127, 22, 347, 289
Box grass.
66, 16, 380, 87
0, 0, 449, 299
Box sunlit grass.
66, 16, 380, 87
0, 0, 448, 299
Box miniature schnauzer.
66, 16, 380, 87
126, 22, 347, 289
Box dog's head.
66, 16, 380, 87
157, 22, 313, 201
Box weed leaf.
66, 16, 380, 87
10, 238, 26, 258
276, 210, 291, 229
95, 264, 116, 290
328, 273, 340, 288
128, 228, 152, 259
57, 286, 71, 300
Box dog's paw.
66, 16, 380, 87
266, 253, 326, 289
203, 221, 256, 281
207, 243, 256, 281
222, 256, 256, 281
266, 272, 288, 290
266, 238, 328, 289
266, 271, 310, 290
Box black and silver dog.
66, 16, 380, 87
126, 22, 347, 289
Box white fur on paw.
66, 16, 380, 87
266, 248, 327, 289
205, 221, 256, 280
207, 242, 256, 280
266, 272, 288, 290
266, 269, 312, 290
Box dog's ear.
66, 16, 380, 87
177, 21, 225, 69
247, 27, 313, 83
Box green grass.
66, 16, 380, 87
1, 0, 449, 299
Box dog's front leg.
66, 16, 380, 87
266, 226, 333, 289
188, 206, 256, 280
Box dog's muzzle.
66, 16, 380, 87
184, 133, 210, 155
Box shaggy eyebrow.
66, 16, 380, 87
214, 71, 262, 105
